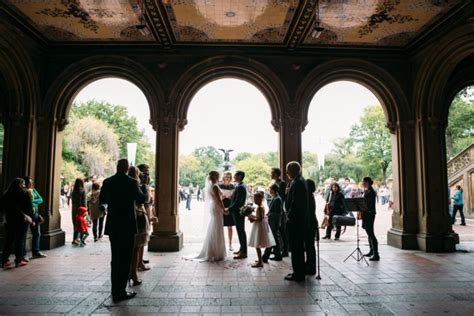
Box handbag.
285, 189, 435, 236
23, 213, 33, 225
320, 215, 329, 229
333, 214, 356, 227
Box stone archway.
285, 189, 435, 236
37, 56, 165, 249
295, 59, 418, 250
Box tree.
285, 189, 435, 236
302, 151, 319, 182
446, 91, 474, 159
235, 158, 271, 187
61, 160, 84, 185
63, 116, 119, 177
193, 146, 222, 173
179, 154, 201, 186
70, 100, 154, 170
350, 105, 391, 183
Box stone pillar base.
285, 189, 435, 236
40, 228, 65, 250
387, 229, 418, 250
148, 231, 183, 252
416, 232, 456, 253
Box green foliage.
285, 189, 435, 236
60, 160, 83, 185
63, 116, 119, 177
350, 106, 392, 183
302, 151, 319, 183
446, 92, 474, 159
234, 158, 271, 187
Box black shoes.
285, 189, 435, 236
364, 252, 373, 257
262, 256, 269, 263
369, 255, 380, 261
112, 291, 136, 303
322, 236, 330, 239
284, 273, 305, 282
269, 256, 283, 261
143, 259, 149, 264
281, 252, 289, 257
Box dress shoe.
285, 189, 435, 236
284, 274, 305, 281
334, 237, 340, 241
262, 256, 269, 263
322, 236, 330, 239
233, 250, 240, 255
460, 223, 466, 226
369, 255, 380, 261
31, 252, 47, 259
363, 252, 373, 257
113, 291, 136, 303
233, 254, 247, 259
142, 259, 149, 264
269, 256, 283, 261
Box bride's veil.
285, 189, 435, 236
200, 175, 215, 235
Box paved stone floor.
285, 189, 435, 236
1, 200, 473, 315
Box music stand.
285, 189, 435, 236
343, 198, 369, 266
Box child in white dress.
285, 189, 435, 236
248, 191, 276, 268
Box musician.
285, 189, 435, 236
362, 177, 379, 261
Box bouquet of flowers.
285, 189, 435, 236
239, 203, 255, 217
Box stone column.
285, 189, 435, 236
148, 113, 183, 251
279, 107, 303, 178
0, 113, 36, 250
387, 121, 419, 249
33, 117, 66, 250
415, 118, 456, 252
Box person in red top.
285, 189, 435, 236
75, 206, 89, 247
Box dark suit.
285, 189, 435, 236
275, 178, 289, 255
363, 187, 378, 256
99, 172, 148, 299
263, 195, 282, 259
305, 192, 318, 274
285, 175, 309, 280
228, 182, 247, 255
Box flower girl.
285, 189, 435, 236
248, 191, 276, 268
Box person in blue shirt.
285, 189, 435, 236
451, 185, 466, 226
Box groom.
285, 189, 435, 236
225, 171, 248, 259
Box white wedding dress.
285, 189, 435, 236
193, 180, 227, 262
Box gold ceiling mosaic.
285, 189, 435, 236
4, 0, 464, 47
163, 0, 298, 43
304, 0, 461, 46
6, 0, 154, 41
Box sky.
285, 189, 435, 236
73, 78, 381, 158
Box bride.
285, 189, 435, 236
194, 171, 228, 261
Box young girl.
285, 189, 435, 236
248, 191, 276, 268
75, 206, 89, 247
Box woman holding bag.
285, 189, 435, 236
71, 178, 86, 245
23, 176, 47, 259
1, 178, 34, 269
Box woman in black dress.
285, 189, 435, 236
219, 172, 235, 252
362, 177, 379, 261
322, 183, 345, 240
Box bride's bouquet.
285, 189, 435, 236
239, 203, 255, 217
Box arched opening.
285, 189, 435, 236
58, 78, 155, 243
303, 81, 393, 246
178, 78, 278, 249
446, 85, 473, 243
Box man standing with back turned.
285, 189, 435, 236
100, 159, 148, 302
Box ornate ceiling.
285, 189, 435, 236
3, 0, 464, 48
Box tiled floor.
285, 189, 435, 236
1, 200, 473, 315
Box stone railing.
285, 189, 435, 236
447, 143, 474, 178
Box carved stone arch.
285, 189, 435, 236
44, 55, 165, 131
0, 23, 40, 120
171, 55, 288, 132
415, 22, 474, 122
296, 59, 409, 133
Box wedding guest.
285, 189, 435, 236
100, 159, 148, 302
137, 163, 156, 266
75, 206, 89, 247
248, 191, 275, 268
451, 185, 466, 225
23, 176, 47, 259
87, 182, 106, 242
225, 171, 248, 259
323, 183, 345, 240
305, 179, 318, 275
128, 166, 150, 286
342, 177, 352, 198
284, 161, 308, 281
186, 184, 193, 210
271, 168, 288, 257
71, 178, 86, 245
219, 172, 235, 251
262, 184, 282, 263
362, 177, 379, 261
1, 178, 33, 269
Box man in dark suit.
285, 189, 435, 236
262, 183, 282, 263
271, 168, 288, 257
225, 170, 247, 259
100, 159, 148, 302
284, 161, 309, 281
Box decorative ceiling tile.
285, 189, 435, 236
6, 0, 154, 41
163, 0, 299, 43
303, 0, 461, 46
